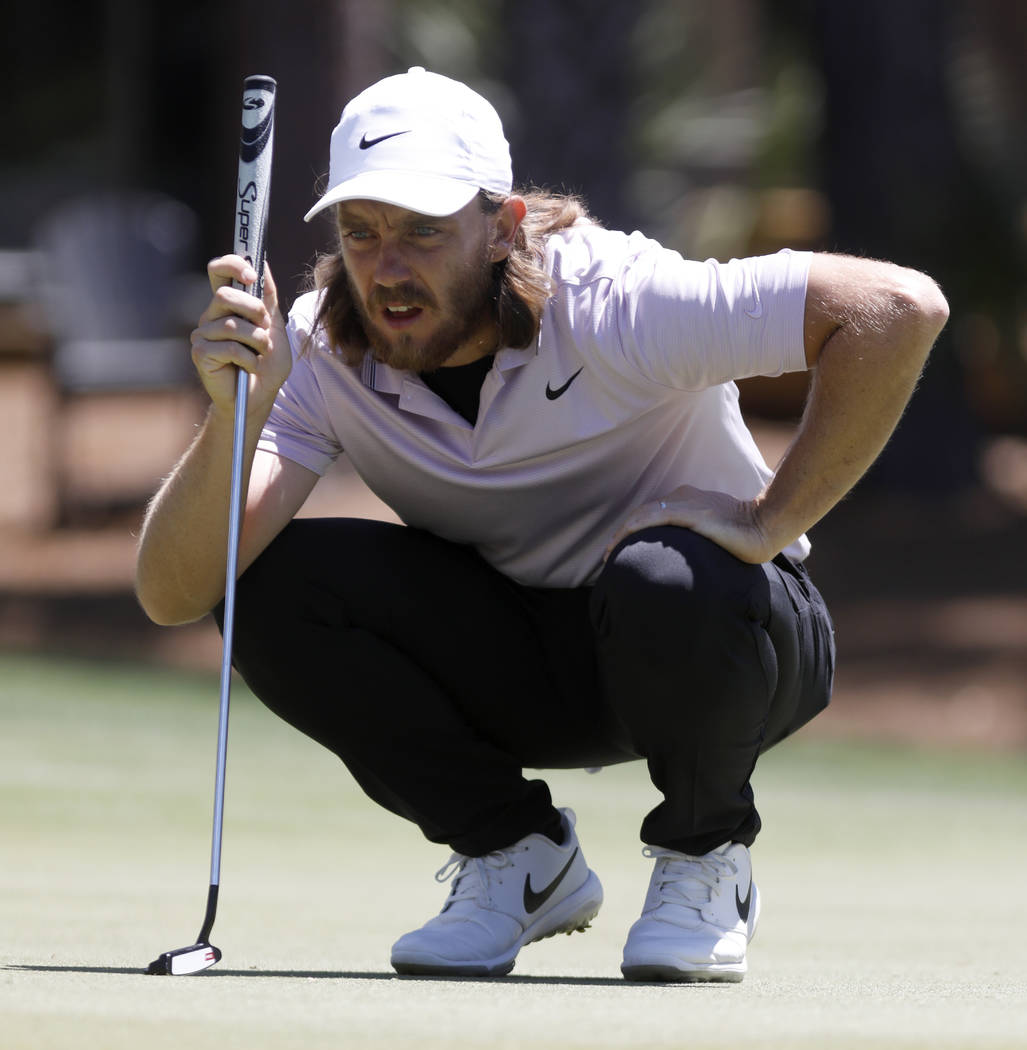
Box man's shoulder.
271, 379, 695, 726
545, 222, 667, 287
287, 288, 322, 331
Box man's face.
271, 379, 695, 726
335, 197, 501, 371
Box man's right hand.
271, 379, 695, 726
191, 254, 292, 415
136, 254, 316, 626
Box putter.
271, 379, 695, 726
147, 74, 276, 976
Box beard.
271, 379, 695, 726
346, 240, 498, 373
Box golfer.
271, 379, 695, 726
136, 67, 948, 982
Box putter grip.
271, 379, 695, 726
234, 75, 276, 296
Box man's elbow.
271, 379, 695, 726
134, 578, 213, 628
804, 254, 949, 369
891, 268, 950, 350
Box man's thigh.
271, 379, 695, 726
236, 517, 633, 769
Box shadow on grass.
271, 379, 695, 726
6, 963, 718, 988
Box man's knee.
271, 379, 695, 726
591, 526, 767, 643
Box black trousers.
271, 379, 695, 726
226, 517, 835, 857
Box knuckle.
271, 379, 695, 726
190, 341, 212, 368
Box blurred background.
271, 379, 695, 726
1, 0, 1025, 746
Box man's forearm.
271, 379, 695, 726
755, 267, 950, 553
135, 405, 266, 625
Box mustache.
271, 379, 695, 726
367, 283, 436, 311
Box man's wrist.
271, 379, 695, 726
749, 493, 800, 562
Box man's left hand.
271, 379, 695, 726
604, 485, 773, 565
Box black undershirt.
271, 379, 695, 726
419, 354, 495, 425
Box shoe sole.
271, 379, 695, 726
621, 961, 746, 983
392, 871, 603, 978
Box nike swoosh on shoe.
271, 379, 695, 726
523, 848, 579, 913
736, 878, 752, 922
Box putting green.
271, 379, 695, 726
1, 652, 1025, 1049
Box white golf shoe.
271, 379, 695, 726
390, 808, 603, 977
621, 841, 759, 983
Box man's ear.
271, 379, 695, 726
490, 195, 527, 262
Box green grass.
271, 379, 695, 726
1, 651, 1026, 1049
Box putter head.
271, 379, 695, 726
147, 941, 222, 976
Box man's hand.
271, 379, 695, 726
191, 254, 291, 416
137, 256, 314, 626
605, 485, 772, 565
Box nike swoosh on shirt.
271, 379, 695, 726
736, 878, 753, 922
523, 848, 579, 914
744, 280, 763, 319
545, 367, 583, 401
359, 130, 411, 149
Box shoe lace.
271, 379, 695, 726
643, 845, 738, 916
435, 846, 526, 907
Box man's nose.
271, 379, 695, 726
372, 241, 412, 287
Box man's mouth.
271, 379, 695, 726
381, 304, 425, 326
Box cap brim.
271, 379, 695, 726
303, 172, 480, 222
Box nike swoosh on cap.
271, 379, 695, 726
545, 367, 584, 401
359, 130, 411, 150
523, 848, 579, 914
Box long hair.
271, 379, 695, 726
308, 188, 594, 365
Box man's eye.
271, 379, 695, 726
343, 229, 373, 242
412, 226, 440, 237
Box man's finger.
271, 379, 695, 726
191, 337, 261, 376
197, 283, 270, 328
261, 261, 279, 315
206, 254, 259, 291
604, 500, 676, 559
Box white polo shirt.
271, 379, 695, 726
258, 223, 812, 588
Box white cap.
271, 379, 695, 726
303, 67, 513, 222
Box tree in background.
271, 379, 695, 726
497, 0, 640, 233
807, 0, 1027, 495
